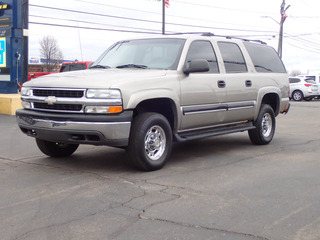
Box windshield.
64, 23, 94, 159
91, 38, 185, 70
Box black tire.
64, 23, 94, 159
127, 112, 172, 171
249, 104, 276, 145
36, 139, 79, 157
304, 97, 313, 101
292, 90, 303, 101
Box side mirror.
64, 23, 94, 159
183, 59, 210, 75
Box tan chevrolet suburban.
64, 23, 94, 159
17, 34, 290, 171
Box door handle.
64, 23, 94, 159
246, 80, 252, 87
218, 80, 226, 88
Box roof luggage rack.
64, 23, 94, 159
166, 32, 266, 44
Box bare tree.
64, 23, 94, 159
290, 70, 302, 76
39, 36, 63, 72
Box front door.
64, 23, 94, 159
179, 40, 227, 130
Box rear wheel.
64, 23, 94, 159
249, 104, 275, 145
127, 112, 172, 171
292, 90, 303, 101
36, 139, 79, 157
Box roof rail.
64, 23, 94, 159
165, 32, 266, 44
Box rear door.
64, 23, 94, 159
217, 41, 256, 123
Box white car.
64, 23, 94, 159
289, 77, 318, 101
299, 75, 320, 98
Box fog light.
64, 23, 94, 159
22, 101, 31, 109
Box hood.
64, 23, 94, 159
24, 69, 167, 89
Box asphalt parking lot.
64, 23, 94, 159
1, 101, 320, 240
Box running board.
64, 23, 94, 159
174, 122, 255, 142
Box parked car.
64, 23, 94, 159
289, 77, 318, 101
298, 75, 320, 98
28, 61, 94, 81
17, 34, 290, 171
60, 61, 93, 72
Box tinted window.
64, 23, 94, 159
244, 42, 286, 73
218, 42, 247, 73
305, 76, 316, 81
60, 63, 87, 72
186, 40, 219, 73
305, 79, 316, 84
289, 78, 300, 83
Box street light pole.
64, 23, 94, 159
278, 0, 290, 59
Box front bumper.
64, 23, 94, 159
16, 109, 133, 147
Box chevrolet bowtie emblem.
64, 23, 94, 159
44, 96, 57, 105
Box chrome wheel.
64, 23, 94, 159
128, 112, 172, 171
144, 125, 166, 161
249, 104, 275, 145
261, 113, 272, 137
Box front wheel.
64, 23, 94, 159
36, 139, 79, 157
249, 104, 275, 145
127, 113, 172, 171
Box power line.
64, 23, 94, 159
174, 0, 275, 15
29, 14, 162, 33
285, 39, 320, 54
75, 0, 275, 31
29, 4, 278, 34
29, 21, 163, 35
30, 4, 161, 25
285, 34, 320, 50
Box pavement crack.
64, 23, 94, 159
138, 216, 270, 240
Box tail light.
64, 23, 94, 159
304, 84, 311, 87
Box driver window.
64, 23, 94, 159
186, 40, 219, 73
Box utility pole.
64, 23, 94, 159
278, 0, 290, 59
162, 0, 165, 35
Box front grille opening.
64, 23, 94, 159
33, 89, 84, 98
71, 134, 100, 142
87, 135, 100, 142
34, 102, 82, 111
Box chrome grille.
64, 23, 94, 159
34, 102, 83, 112
33, 89, 84, 98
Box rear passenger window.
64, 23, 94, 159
244, 42, 286, 73
186, 40, 219, 73
218, 42, 247, 73
305, 76, 316, 81
289, 78, 300, 83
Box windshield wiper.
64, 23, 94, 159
89, 65, 110, 69
116, 64, 148, 69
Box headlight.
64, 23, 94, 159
21, 87, 31, 96
86, 89, 121, 99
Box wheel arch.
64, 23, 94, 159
133, 98, 178, 132
261, 92, 280, 116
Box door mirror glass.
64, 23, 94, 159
184, 59, 209, 75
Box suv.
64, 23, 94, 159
17, 34, 290, 171
289, 77, 318, 101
